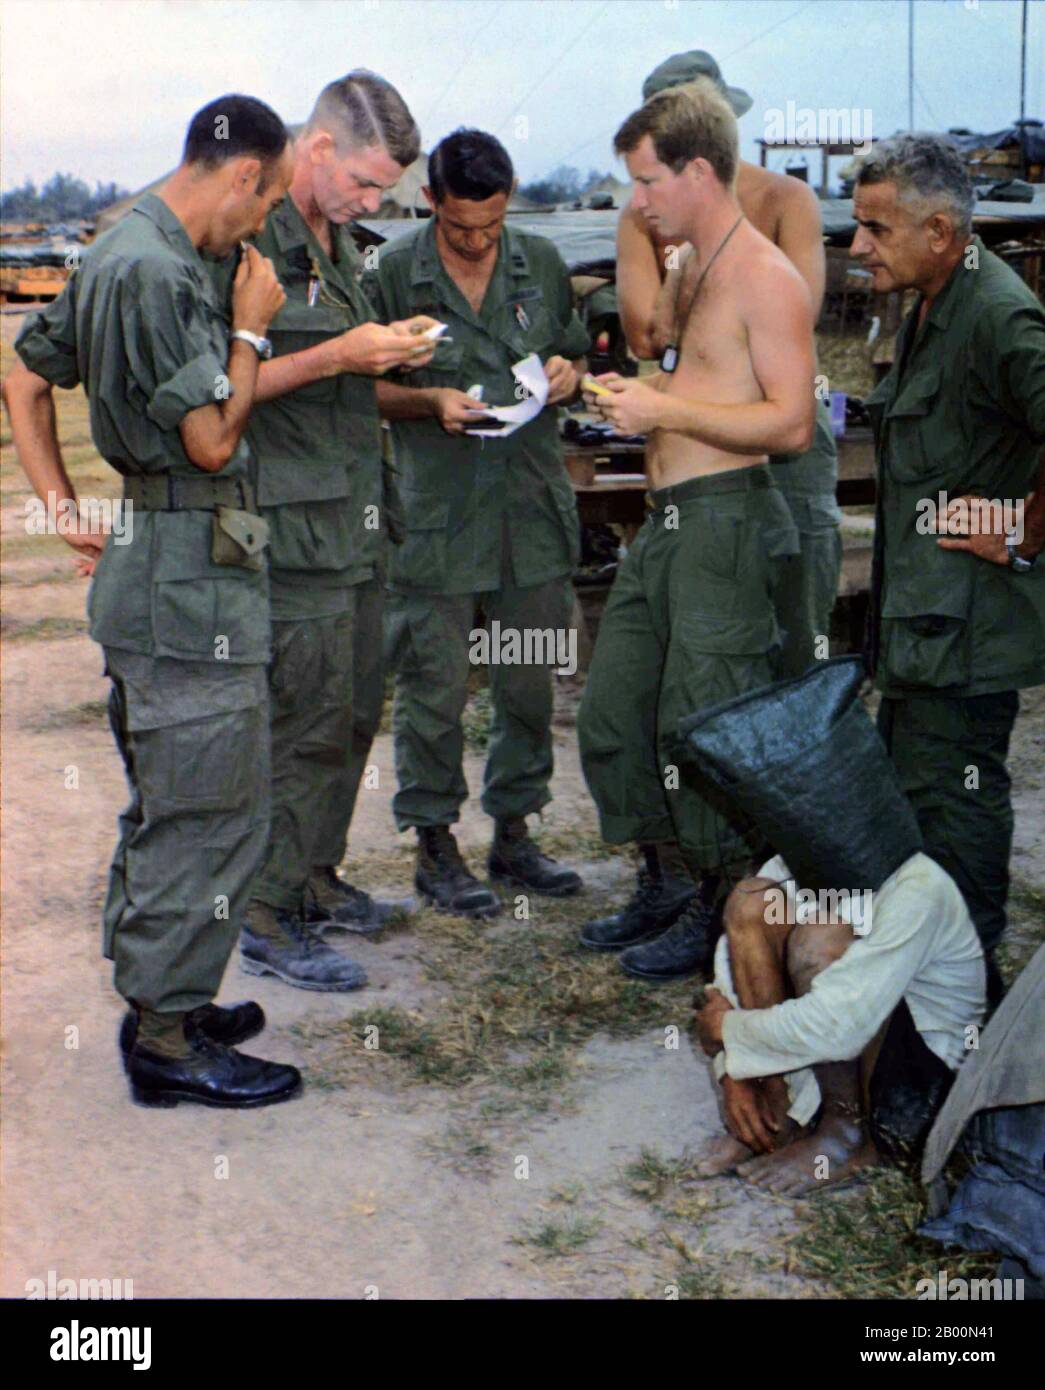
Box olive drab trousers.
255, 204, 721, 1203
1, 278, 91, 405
770, 404, 844, 678
251, 577, 385, 911
311, 578, 386, 872
103, 649, 270, 1013
578, 465, 799, 878
877, 691, 1020, 954
386, 574, 573, 831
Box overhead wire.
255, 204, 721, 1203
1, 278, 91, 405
538, 0, 819, 184
495, 0, 611, 135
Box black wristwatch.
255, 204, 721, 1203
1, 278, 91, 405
1005, 531, 1037, 573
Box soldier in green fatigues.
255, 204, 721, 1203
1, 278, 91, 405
578, 81, 815, 982
232, 73, 439, 989
852, 134, 1045, 999
3, 96, 302, 1107
601, 48, 842, 976
372, 129, 591, 915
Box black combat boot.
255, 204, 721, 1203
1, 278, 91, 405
119, 1001, 265, 1061
126, 1016, 301, 1109
618, 881, 724, 982
580, 845, 695, 950
303, 866, 408, 935
240, 903, 368, 991
488, 817, 582, 897
416, 825, 501, 919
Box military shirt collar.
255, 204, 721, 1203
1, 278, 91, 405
408, 217, 531, 289
918, 236, 983, 336
132, 192, 202, 265
269, 195, 360, 291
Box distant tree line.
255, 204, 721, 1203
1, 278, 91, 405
517, 165, 614, 206
1, 173, 131, 223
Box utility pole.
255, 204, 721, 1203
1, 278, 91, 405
908, 0, 915, 131
1019, 0, 1028, 177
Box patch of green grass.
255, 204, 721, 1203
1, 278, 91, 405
786, 1166, 997, 1299
660, 1231, 733, 1299
3, 614, 87, 642
292, 900, 678, 1110
998, 880, 1045, 984
29, 698, 109, 732
623, 1147, 688, 1202
462, 685, 494, 751
516, 1215, 602, 1256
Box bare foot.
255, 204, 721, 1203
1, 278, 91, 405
737, 1113, 880, 1197
693, 1134, 755, 1178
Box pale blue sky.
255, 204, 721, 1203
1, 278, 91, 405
2, 0, 1042, 192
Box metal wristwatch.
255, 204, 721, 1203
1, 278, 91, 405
1005, 530, 1036, 573
231, 329, 273, 360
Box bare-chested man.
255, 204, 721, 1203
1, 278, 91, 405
579, 52, 841, 981
576, 79, 815, 980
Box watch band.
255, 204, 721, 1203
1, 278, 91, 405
1005, 532, 1036, 572
231, 329, 272, 359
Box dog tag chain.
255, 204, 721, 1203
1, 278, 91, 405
660, 213, 745, 374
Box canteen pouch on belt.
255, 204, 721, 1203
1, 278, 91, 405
211, 506, 269, 571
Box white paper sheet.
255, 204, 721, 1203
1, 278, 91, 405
464, 353, 549, 438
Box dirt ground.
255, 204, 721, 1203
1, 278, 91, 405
2, 313, 1043, 1300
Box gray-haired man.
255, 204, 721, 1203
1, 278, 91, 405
852, 133, 1045, 997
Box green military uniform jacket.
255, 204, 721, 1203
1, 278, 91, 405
243, 198, 385, 619
369, 219, 590, 593
15, 193, 268, 665
867, 237, 1045, 698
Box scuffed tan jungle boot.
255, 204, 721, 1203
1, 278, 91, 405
303, 866, 408, 935
488, 816, 582, 897
580, 846, 695, 950
240, 902, 368, 992
618, 888, 724, 982
126, 1011, 301, 1109
119, 1000, 265, 1064
416, 825, 501, 919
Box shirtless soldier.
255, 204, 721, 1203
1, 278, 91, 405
577, 79, 815, 979
583, 48, 844, 973
581, 51, 840, 979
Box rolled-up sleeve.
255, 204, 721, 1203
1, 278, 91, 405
125, 261, 229, 431
15, 285, 81, 389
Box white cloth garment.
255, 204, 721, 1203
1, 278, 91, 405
713, 852, 986, 1125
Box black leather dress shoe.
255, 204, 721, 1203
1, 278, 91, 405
126, 1026, 302, 1109
119, 1001, 265, 1060
618, 898, 724, 981
580, 870, 695, 950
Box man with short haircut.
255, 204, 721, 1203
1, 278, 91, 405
578, 80, 815, 979
371, 128, 590, 916
595, 50, 841, 973
4, 96, 300, 1106
235, 70, 439, 990
851, 133, 1045, 993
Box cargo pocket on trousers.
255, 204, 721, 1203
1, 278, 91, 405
675, 611, 779, 717
152, 545, 270, 665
